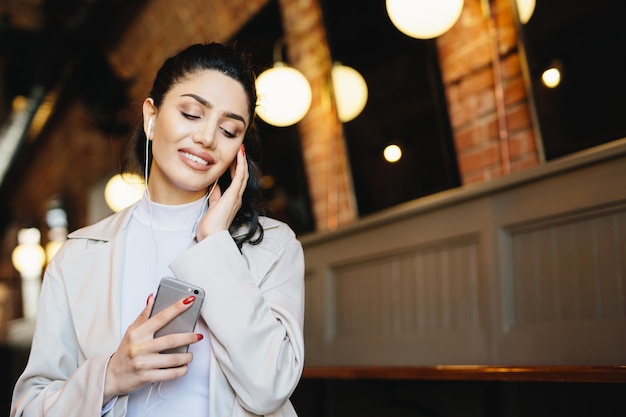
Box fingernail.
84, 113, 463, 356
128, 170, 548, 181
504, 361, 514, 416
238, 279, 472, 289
240, 144, 246, 156
183, 295, 195, 305
196, 333, 204, 341
146, 294, 152, 305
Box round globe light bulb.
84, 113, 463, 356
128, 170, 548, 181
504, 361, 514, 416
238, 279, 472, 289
516, 0, 536, 24
331, 64, 368, 122
386, 0, 464, 39
12, 228, 46, 277
384, 144, 403, 163
105, 173, 145, 212
542, 67, 561, 88
256, 63, 312, 127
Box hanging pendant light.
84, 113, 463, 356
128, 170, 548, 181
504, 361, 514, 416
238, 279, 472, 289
11, 228, 46, 278
331, 63, 368, 122
386, 0, 464, 39
12, 227, 47, 318
515, 0, 536, 24
104, 173, 145, 212
255, 38, 312, 127
256, 63, 312, 127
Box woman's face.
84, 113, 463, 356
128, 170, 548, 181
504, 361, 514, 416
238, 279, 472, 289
143, 70, 249, 204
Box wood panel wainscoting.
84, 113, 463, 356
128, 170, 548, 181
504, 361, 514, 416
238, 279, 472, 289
299, 138, 626, 367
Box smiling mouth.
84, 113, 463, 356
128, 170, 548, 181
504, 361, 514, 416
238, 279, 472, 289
181, 151, 209, 166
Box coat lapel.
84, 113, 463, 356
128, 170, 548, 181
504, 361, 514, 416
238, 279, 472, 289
61, 207, 133, 358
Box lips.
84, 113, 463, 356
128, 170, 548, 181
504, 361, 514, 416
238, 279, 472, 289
181, 151, 209, 165
179, 149, 214, 170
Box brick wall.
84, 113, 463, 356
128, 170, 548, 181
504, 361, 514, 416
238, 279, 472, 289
108, 0, 270, 118
278, 0, 358, 230
276, 0, 542, 227
437, 0, 540, 184
6, 0, 541, 242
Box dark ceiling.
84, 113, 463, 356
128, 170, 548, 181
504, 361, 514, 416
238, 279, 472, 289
0, 0, 147, 235
4, 0, 623, 238
0, 0, 144, 97
0, 0, 144, 138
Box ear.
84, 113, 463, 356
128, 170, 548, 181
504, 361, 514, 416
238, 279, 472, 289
142, 98, 157, 139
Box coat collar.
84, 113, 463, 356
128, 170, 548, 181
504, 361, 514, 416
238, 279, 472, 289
63, 204, 282, 358
67, 203, 135, 242
68, 202, 281, 242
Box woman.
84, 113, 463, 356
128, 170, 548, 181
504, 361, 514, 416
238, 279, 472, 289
11, 42, 305, 417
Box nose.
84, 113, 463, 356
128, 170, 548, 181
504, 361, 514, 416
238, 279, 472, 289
193, 119, 217, 148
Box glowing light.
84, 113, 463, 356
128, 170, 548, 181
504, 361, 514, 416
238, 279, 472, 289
386, 0, 464, 39
331, 64, 368, 122
12, 228, 46, 277
542, 67, 561, 88
256, 63, 312, 127
105, 173, 145, 212
384, 144, 403, 163
12, 227, 47, 318
516, 0, 536, 24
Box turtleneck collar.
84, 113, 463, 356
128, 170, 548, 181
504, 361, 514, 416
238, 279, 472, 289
132, 192, 208, 232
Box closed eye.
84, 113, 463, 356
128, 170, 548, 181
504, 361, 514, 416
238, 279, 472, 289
181, 111, 200, 120
221, 127, 236, 138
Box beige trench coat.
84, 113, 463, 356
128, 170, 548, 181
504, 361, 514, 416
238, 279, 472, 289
11, 204, 305, 417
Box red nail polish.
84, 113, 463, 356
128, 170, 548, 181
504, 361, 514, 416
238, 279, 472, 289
197, 333, 204, 341
146, 294, 152, 305
183, 295, 195, 305
240, 144, 246, 156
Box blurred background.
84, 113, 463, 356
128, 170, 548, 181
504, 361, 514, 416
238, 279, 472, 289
1, 0, 626, 415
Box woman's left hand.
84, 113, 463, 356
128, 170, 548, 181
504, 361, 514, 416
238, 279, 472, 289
195, 145, 248, 241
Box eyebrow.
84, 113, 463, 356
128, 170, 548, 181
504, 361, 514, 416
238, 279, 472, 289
181, 93, 247, 127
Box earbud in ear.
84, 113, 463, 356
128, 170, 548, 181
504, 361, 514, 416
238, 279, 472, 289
147, 118, 154, 140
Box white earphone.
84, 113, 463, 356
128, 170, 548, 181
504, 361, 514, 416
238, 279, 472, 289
147, 118, 154, 140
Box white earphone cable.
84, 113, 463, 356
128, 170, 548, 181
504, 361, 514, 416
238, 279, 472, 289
140, 133, 215, 415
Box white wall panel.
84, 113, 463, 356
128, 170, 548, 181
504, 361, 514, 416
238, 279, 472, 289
301, 139, 626, 366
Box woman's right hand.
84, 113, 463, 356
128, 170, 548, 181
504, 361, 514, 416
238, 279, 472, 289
102, 295, 203, 404
196, 144, 248, 241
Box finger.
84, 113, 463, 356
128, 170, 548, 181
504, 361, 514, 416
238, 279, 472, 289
127, 352, 192, 377
146, 296, 197, 333
129, 293, 154, 328
229, 145, 244, 178
229, 147, 248, 198
152, 332, 204, 354
144, 293, 154, 315
141, 350, 193, 368
239, 155, 248, 199
230, 145, 246, 179
141, 361, 190, 382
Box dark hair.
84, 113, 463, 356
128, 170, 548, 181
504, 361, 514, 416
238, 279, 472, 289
122, 42, 265, 248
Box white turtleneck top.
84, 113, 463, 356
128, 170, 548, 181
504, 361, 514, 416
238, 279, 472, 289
121, 193, 211, 417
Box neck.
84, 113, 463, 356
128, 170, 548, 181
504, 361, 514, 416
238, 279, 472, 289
147, 185, 207, 205
146, 169, 209, 204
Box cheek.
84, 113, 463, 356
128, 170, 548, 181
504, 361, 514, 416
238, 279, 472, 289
152, 125, 181, 154
150, 139, 172, 164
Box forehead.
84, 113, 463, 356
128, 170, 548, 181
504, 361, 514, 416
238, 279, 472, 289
167, 70, 249, 117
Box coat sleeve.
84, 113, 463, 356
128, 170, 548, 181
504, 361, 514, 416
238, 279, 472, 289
169, 223, 305, 415
10, 242, 112, 417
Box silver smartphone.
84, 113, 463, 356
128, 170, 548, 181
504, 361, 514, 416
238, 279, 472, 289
150, 277, 205, 354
